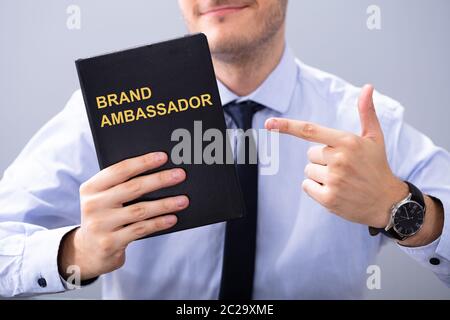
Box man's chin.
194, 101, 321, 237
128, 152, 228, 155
202, 29, 247, 52
204, 37, 244, 57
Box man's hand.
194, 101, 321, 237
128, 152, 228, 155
58, 152, 188, 280
265, 85, 408, 229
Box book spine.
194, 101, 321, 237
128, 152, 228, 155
75, 61, 107, 170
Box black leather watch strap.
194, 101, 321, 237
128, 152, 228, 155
369, 223, 406, 241
405, 181, 425, 208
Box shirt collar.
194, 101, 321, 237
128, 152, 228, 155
217, 45, 297, 114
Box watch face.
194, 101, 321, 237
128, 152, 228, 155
393, 201, 425, 236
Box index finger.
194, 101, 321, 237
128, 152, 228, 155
265, 118, 347, 146
84, 152, 168, 193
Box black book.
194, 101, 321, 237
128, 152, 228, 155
75, 33, 245, 238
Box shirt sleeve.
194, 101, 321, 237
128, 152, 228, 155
0, 90, 98, 297
384, 103, 450, 287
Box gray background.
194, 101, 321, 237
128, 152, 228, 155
0, 0, 449, 299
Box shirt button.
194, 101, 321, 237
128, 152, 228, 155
429, 257, 440, 266
37, 277, 47, 288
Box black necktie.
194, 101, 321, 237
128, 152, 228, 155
219, 100, 264, 300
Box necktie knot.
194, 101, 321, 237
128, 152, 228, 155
224, 100, 264, 130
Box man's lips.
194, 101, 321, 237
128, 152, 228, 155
200, 5, 249, 17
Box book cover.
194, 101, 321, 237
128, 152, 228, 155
75, 33, 245, 238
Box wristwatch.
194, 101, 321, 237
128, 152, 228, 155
369, 181, 426, 241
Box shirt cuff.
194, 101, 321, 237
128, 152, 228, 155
397, 237, 450, 285
21, 225, 78, 295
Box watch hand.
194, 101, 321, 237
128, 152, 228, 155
403, 207, 410, 219
395, 218, 409, 224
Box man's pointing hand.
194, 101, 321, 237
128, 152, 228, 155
265, 84, 408, 228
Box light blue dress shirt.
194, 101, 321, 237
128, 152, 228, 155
0, 46, 449, 298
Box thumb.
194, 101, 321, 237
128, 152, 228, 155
358, 84, 383, 140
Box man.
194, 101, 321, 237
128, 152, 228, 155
0, 0, 449, 299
